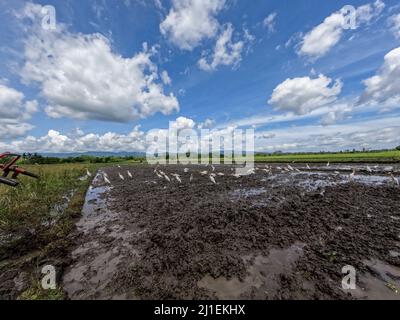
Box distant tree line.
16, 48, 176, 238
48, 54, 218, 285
20, 153, 145, 164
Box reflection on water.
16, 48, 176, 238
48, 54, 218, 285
198, 242, 306, 299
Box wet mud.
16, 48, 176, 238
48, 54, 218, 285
63, 164, 400, 300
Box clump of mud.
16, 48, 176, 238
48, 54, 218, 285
63, 164, 400, 300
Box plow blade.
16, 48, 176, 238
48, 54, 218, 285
0, 177, 19, 187
10, 168, 39, 179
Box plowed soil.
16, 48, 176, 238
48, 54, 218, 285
62, 164, 400, 300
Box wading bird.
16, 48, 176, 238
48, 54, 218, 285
287, 165, 294, 171
209, 175, 216, 184
366, 165, 372, 173
86, 168, 92, 177
306, 164, 311, 170
326, 162, 330, 167
155, 171, 164, 179
171, 174, 182, 183
390, 173, 399, 186
127, 170, 133, 178
103, 174, 111, 184
184, 168, 189, 173
164, 174, 171, 182
190, 174, 193, 182
349, 168, 356, 182
118, 172, 125, 180
200, 171, 208, 176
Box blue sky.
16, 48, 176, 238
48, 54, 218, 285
1, 0, 400, 153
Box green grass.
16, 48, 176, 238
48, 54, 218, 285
19, 284, 65, 300
0, 163, 98, 233
254, 150, 400, 163
0, 163, 105, 299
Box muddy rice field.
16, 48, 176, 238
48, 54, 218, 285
59, 163, 400, 300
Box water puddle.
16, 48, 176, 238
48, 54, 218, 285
230, 188, 267, 199
46, 189, 76, 224
261, 164, 400, 175
198, 242, 306, 299
347, 259, 400, 300
63, 171, 139, 300
262, 171, 396, 193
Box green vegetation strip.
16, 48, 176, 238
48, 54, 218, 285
254, 150, 400, 163
0, 163, 101, 299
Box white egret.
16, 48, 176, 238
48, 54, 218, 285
171, 174, 182, 183
184, 168, 189, 173
366, 166, 372, 173
103, 174, 111, 184
118, 172, 125, 180
200, 171, 208, 175
127, 170, 133, 178
390, 173, 399, 186
349, 168, 356, 182
209, 175, 216, 184
85, 168, 92, 177
155, 171, 163, 179
306, 164, 311, 170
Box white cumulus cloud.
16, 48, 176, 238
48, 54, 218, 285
360, 46, 400, 108
160, 0, 226, 51
198, 24, 245, 71
10, 126, 146, 153
299, 0, 385, 59
0, 84, 37, 139
18, 3, 179, 123
170, 116, 196, 130
268, 74, 343, 115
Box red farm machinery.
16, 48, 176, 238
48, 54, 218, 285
0, 152, 39, 187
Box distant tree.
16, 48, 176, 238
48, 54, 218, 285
396, 145, 400, 151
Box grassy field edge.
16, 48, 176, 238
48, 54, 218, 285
0, 164, 99, 300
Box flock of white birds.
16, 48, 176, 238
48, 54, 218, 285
83, 162, 400, 188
